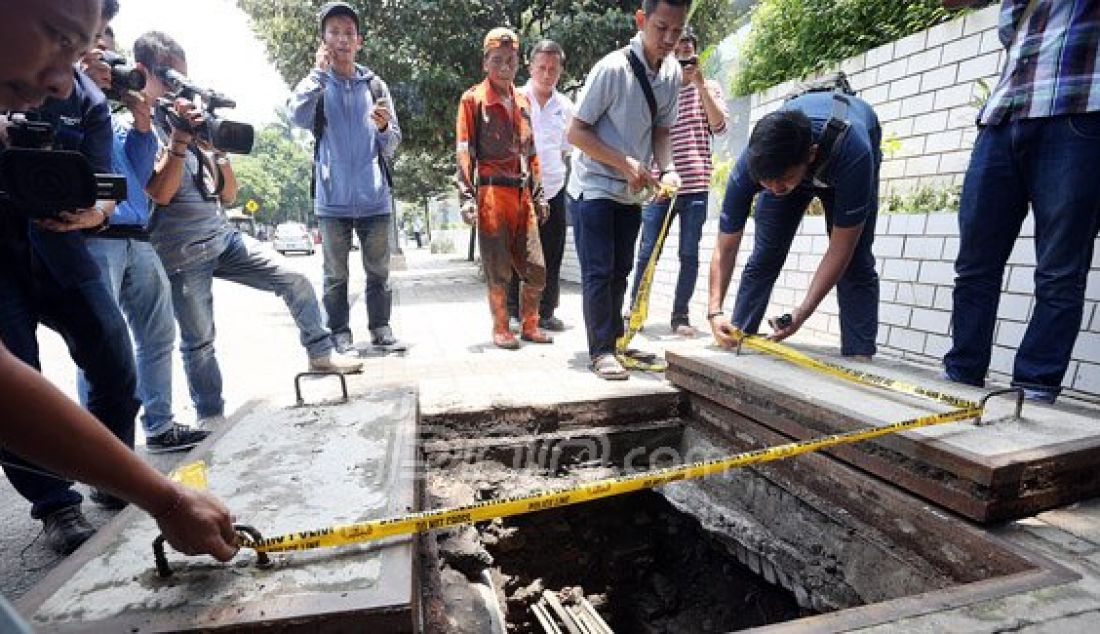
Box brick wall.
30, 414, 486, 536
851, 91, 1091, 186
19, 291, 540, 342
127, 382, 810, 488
558, 6, 1100, 396
747, 6, 1005, 196
561, 213, 1100, 396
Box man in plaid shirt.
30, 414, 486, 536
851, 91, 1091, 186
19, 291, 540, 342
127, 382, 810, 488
943, 1, 1100, 403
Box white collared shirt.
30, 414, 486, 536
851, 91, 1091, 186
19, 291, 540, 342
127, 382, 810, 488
523, 81, 574, 200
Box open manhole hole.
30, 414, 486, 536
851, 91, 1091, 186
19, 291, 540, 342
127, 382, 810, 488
419, 394, 1074, 633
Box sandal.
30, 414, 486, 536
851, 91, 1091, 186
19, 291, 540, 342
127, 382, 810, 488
591, 354, 629, 381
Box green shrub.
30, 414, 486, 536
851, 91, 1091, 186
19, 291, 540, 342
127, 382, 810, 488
733, 0, 952, 96
884, 184, 962, 214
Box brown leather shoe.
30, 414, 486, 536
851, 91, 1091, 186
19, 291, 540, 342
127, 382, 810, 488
521, 329, 553, 344
493, 331, 520, 350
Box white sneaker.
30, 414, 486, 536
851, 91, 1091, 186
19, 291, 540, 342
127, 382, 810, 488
308, 354, 363, 374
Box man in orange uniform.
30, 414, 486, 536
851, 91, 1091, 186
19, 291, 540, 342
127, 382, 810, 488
456, 28, 553, 350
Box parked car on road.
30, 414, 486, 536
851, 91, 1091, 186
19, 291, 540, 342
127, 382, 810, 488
273, 222, 315, 255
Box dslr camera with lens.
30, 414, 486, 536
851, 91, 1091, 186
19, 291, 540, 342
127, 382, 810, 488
0, 114, 127, 218
156, 69, 254, 155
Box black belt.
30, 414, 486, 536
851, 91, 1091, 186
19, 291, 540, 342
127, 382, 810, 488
479, 175, 528, 188
85, 225, 151, 241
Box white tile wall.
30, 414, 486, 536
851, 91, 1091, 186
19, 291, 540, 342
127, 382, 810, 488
558, 7, 1100, 396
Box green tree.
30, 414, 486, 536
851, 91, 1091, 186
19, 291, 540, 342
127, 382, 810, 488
232, 123, 314, 225
733, 0, 951, 96
238, 0, 735, 169
390, 150, 452, 232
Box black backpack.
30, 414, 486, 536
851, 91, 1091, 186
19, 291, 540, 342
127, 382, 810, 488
310, 73, 394, 199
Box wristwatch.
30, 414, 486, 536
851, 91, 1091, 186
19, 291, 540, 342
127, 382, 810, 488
706, 310, 724, 320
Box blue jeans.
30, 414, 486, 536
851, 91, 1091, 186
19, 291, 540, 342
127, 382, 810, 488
571, 195, 642, 358
78, 237, 176, 437
945, 113, 1100, 396
630, 191, 709, 318
0, 227, 138, 519
318, 215, 392, 338
168, 232, 332, 417
731, 185, 880, 357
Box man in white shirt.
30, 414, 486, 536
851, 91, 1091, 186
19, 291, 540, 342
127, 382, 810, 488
507, 39, 574, 332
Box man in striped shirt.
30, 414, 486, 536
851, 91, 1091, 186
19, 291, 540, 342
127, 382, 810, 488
630, 27, 728, 336
943, 0, 1100, 404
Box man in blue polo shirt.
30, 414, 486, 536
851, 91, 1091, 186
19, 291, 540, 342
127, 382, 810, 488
707, 89, 882, 357
78, 0, 208, 453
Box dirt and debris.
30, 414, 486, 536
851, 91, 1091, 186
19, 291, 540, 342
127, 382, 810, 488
425, 460, 806, 633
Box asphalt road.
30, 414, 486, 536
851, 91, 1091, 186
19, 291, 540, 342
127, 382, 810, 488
0, 243, 359, 599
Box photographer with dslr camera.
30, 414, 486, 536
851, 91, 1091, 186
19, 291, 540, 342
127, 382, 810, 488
0, 0, 236, 584
78, 1, 210, 454
141, 32, 361, 424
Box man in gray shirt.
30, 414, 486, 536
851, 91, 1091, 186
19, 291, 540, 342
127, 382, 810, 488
141, 32, 361, 423
567, 0, 689, 380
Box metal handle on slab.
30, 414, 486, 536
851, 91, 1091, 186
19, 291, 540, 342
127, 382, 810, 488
153, 523, 271, 578
294, 371, 349, 406
974, 387, 1025, 426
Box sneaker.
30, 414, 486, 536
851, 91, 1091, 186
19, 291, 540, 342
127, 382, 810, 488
539, 316, 565, 332
671, 315, 696, 337
1022, 387, 1057, 405
332, 332, 356, 355
147, 423, 211, 454
89, 488, 127, 510
43, 505, 95, 555
309, 354, 364, 374
196, 414, 226, 429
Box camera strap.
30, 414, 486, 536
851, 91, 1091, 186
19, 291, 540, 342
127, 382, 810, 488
622, 47, 658, 124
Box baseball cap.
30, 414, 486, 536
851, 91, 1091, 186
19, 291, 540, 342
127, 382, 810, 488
318, 2, 359, 33
483, 27, 519, 53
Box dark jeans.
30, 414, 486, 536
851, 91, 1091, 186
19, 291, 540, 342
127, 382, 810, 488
731, 185, 880, 357
945, 113, 1100, 396
630, 191, 709, 319
319, 215, 392, 338
508, 189, 567, 319
571, 195, 642, 358
0, 226, 138, 519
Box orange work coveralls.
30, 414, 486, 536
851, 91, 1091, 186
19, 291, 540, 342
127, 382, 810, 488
456, 79, 547, 338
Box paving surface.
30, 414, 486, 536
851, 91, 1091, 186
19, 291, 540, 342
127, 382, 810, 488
5, 245, 1100, 631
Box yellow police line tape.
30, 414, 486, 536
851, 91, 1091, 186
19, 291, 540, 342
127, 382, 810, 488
733, 333, 979, 411
246, 404, 980, 553
616, 190, 677, 372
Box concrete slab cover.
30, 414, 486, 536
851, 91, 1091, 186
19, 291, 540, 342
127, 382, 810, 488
667, 346, 1100, 522
19, 386, 420, 632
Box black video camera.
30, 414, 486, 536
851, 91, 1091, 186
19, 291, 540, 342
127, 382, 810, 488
156, 68, 254, 155
0, 114, 127, 218
102, 51, 146, 101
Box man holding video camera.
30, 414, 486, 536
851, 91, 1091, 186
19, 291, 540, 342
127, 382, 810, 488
0, 0, 143, 555
141, 31, 362, 423
78, 1, 210, 453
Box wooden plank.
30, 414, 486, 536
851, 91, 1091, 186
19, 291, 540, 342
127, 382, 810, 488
668, 348, 1100, 523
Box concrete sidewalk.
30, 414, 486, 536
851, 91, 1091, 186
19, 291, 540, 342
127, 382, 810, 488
5, 245, 1100, 631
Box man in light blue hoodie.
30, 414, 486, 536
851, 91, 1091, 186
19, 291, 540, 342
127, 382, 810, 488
289, 1, 403, 354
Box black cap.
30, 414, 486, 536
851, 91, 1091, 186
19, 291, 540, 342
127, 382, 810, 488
318, 2, 359, 33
